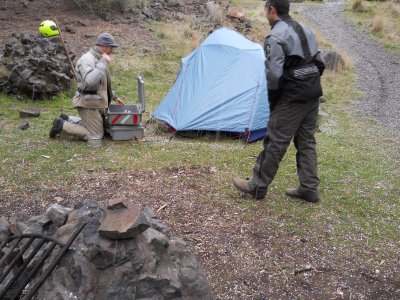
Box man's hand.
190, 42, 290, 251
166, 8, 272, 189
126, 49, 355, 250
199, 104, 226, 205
115, 97, 124, 105
102, 52, 111, 63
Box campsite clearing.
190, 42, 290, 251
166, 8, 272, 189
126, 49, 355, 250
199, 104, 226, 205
0, 0, 399, 299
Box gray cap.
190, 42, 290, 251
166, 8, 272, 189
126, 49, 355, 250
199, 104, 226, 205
95, 33, 118, 47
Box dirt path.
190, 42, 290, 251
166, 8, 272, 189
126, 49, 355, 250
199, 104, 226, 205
297, 0, 400, 134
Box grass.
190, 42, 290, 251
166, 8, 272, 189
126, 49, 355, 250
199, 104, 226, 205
1, 4, 399, 297
346, 0, 400, 55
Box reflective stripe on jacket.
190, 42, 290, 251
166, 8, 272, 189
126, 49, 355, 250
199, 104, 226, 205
264, 16, 324, 107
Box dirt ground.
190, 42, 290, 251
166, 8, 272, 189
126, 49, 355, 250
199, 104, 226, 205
0, 0, 162, 63
2, 165, 399, 299
1, 1, 399, 299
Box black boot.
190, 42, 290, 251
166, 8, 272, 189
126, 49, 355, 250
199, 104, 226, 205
285, 187, 319, 203
49, 118, 64, 138
59, 112, 69, 121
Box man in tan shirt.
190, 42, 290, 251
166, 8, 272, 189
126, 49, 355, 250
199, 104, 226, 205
49, 32, 123, 146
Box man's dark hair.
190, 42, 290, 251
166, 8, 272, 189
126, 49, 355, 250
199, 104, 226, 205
266, 0, 290, 16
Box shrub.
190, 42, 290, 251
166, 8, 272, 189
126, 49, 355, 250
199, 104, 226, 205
206, 2, 225, 26
351, 0, 366, 12
389, 1, 400, 17
372, 16, 386, 33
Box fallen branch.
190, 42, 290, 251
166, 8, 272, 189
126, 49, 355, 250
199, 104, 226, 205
294, 265, 313, 275
156, 203, 168, 212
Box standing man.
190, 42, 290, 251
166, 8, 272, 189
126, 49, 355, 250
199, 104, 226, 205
233, 0, 325, 202
49, 32, 123, 146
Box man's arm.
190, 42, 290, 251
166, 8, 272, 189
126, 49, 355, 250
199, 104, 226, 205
77, 57, 108, 91
314, 51, 325, 76
265, 35, 285, 111
111, 91, 124, 105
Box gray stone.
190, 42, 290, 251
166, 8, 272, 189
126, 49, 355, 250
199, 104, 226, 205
20, 68, 33, 80
100, 262, 137, 299
143, 205, 170, 236
19, 120, 29, 130
142, 205, 157, 219
18, 108, 40, 118
149, 218, 170, 236
25, 213, 51, 234
136, 274, 181, 299
167, 238, 214, 299
46, 203, 72, 227
7, 215, 26, 235
22, 204, 71, 236
141, 227, 169, 258
83, 235, 137, 270
107, 198, 128, 210
322, 51, 345, 72
37, 251, 97, 300
99, 203, 150, 239
0, 216, 10, 243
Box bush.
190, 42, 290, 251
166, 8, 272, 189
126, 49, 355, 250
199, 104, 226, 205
206, 2, 225, 26
351, 0, 366, 12
372, 16, 386, 33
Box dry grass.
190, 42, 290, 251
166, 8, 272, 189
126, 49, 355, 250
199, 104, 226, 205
372, 15, 387, 33
158, 20, 203, 54
348, 0, 400, 53
340, 52, 353, 72
351, 0, 366, 12
389, 0, 400, 14
189, 32, 202, 51
206, 1, 225, 26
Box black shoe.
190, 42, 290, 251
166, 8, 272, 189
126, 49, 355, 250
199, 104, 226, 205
285, 187, 319, 203
233, 178, 266, 200
49, 118, 64, 138
59, 112, 69, 121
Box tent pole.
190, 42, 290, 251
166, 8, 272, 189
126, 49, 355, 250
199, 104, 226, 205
168, 131, 176, 142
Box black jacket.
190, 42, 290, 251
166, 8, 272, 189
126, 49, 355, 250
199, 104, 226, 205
264, 16, 325, 110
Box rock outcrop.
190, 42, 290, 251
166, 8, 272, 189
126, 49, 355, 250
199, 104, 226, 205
0, 33, 74, 99
0, 200, 214, 300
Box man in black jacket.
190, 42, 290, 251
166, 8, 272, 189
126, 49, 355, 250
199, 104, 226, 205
233, 0, 325, 202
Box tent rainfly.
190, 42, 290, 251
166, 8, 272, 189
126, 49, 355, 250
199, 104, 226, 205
152, 27, 269, 142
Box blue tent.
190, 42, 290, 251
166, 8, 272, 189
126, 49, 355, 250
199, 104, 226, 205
152, 27, 269, 142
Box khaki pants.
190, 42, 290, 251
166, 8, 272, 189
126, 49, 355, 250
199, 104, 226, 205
62, 108, 104, 141
250, 99, 320, 199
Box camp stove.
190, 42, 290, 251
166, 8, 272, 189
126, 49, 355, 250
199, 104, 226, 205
106, 75, 146, 140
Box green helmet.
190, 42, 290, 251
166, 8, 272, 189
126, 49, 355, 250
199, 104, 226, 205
39, 20, 60, 37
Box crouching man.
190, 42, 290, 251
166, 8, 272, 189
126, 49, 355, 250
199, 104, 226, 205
49, 32, 123, 146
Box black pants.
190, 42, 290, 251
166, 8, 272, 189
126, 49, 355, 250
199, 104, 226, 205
250, 99, 320, 198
